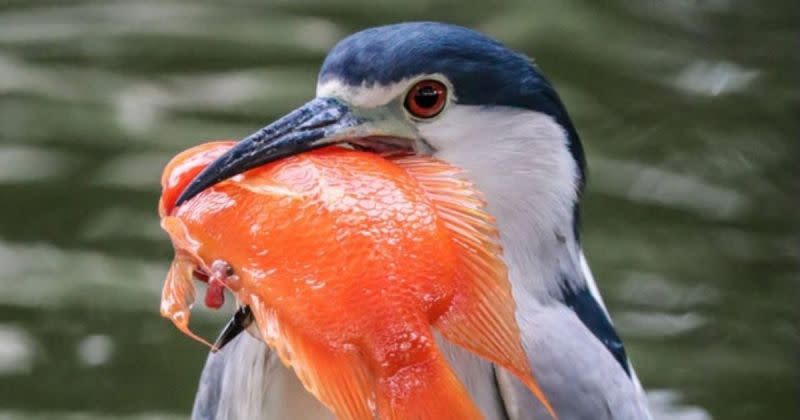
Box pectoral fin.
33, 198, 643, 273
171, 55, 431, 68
396, 156, 557, 419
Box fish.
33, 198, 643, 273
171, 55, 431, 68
158, 141, 556, 419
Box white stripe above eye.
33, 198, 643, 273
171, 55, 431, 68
316, 74, 451, 108
316, 79, 410, 107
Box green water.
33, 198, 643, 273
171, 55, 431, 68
0, 1, 796, 419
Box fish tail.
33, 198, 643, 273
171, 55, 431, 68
253, 297, 483, 420
250, 299, 375, 420
374, 349, 483, 420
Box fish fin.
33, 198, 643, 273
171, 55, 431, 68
395, 156, 557, 419
160, 216, 213, 348
249, 298, 374, 420
161, 256, 213, 348
375, 350, 483, 420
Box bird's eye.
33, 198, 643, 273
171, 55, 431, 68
404, 80, 447, 118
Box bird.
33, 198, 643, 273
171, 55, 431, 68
176, 22, 652, 420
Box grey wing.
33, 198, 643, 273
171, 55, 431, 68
191, 333, 333, 420
192, 343, 227, 420
191, 333, 273, 420
494, 304, 652, 420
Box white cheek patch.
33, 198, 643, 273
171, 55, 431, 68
417, 105, 583, 300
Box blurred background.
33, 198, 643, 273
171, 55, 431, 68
0, 0, 797, 419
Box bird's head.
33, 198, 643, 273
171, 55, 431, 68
179, 23, 583, 199
176, 23, 587, 298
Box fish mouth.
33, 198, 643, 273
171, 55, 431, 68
188, 262, 255, 352
192, 267, 210, 283
174, 96, 422, 206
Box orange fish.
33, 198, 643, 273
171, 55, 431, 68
159, 141, 556, 419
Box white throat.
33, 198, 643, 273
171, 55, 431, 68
418, 105, 586, 304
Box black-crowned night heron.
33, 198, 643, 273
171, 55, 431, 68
177, 21, 651, 420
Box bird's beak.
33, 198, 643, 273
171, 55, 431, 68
212, 305, 254, 352
175, 96, 419, 206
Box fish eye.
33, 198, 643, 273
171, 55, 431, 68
404, 80, 447, 119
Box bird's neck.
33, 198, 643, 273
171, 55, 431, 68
428, 106, 586, 305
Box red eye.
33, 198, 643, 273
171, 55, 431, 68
404, 80, 447, 118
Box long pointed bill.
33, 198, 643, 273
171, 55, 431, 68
175, 96, 413, 206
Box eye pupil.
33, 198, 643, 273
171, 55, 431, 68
405, 80, 447, 118
414, 87, 439, 109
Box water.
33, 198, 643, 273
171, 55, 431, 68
0, 1, 796, 418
